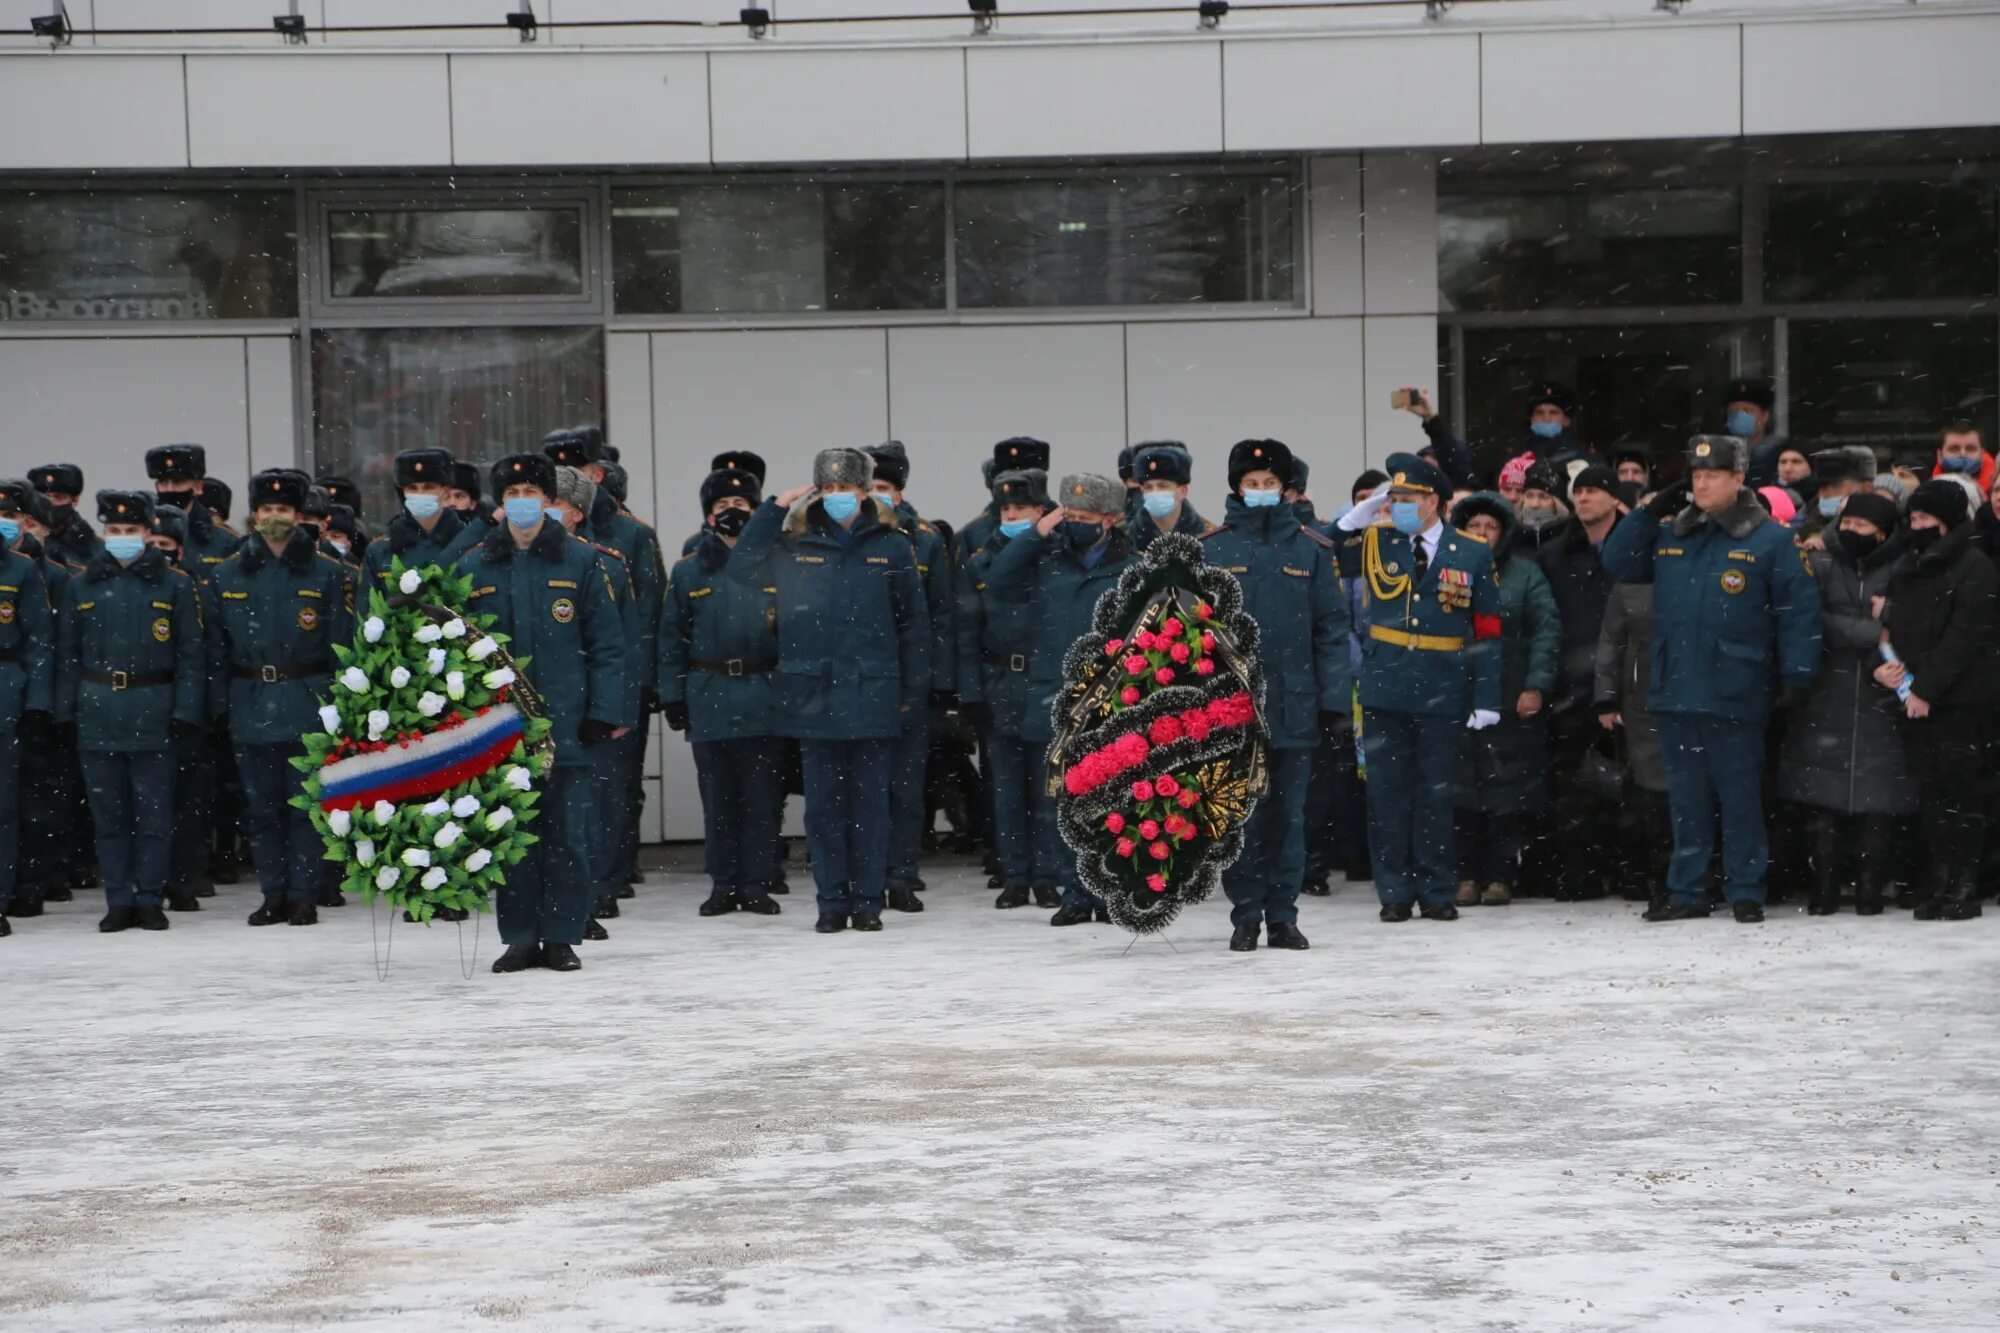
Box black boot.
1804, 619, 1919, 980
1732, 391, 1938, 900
492, 941, 541, 972
627, 870, 647, 887
994, 885, 1030, 910
1229, 923, 1259, 952
698, 890, 739, 917
208, 857, 240, 887
9, 896, 42, 919
137, 904, 171, 931
1301, 876, 1331, 897
99, 906, 136, 933
167, 892, 201, 912
44, 885, 72, 903
1378, 902, 1412, 922
1732, 899, 1765, 924
1420, 902, 1460, 921
319, 886, 345, 908
1031, 885, 1061, 908
196, 883, 217, 898
1644, 900, 1712, 922
1267, 922, 1310, 950
768, 880, 790, 896
0, 914, 9, 937
288, 903, 319, 926
593, 895, 621, 919
543, 942, 583, 971
850, 910, 883, 932
740, 892, 782, 916
887, 885, 925, 913
1049, 902, 1094, 926
987, 873, 1004, 889
583, 918, 609, 941
1942, 873, 1984, 920
1914, 865, 1951, 921
247, 902, 285, 926
814, 912, 849, 934
1806, 817, 1841, 915
1093, 906, 1111, 923
438, 906, 469, 922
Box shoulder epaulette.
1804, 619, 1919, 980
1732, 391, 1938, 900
672, 552, 696, 567
624, 513, 656, 532
168, 565, 193, 581
315, 552, 346, 568
590, 541, 627, 562
1198, 526, 1230, 541
1299, 525, 1334, 549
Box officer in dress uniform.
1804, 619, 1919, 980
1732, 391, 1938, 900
661, 467, 786, 918
1200, 440, 1352, 951
1125, 443, 1213, 553
956, 438, 1051, 566
866, 441, 956, 913
1335, 453, 1503, 922
985, 473, 1141, 925
363, 448, 466, 590
1602, 434, 1821, 924
731, 449, 930, 935
209, 471, 356, 928
464, 454, 627, 973
31, 464, 98, 567
56, 491, 206, 934
0, 485, 56, 940
957, 468, 1056, 910
6, 481, 86, 912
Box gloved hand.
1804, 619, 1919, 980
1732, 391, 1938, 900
1643, 478, 1692, 520
1465, 709, 1501, 732
641, 688, 661, 716
930, 689, 959, 713
578, 718, 619, 747
661, 701, 690, 733
1339, 488, 1392, 531
18, 709, 52, 747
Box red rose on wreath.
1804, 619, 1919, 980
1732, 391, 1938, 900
1105, 812, 1125, 834
1149, 841, 1170, 861
1116, 837, 1136, 857
1146, 873, 1166, 893
1132, 780, 1155, 801
1156, 774, 1181, 797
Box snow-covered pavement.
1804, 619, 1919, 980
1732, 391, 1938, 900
5, 860, 1998, 1331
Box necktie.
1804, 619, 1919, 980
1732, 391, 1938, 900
1411, 532, 1429, 586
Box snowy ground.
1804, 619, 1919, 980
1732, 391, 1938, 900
5, 855, 1999, 1333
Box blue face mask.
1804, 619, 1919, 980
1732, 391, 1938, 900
404, 493, 441, 520
105, 535, 147, 562
1942, 453, 1981, 475
503, 496, 546, 530
1390, 501, 1425, 535
1530, 420, 1564, 441
1725, 410, 1759, 439
820, 492, 859, 523
1241, 489, 1282, 508
1142, 490, 1177, 519
999, 518, 1034, 539
544, 506, 566, 525
1818, 496, 1844, 519
0, 518, 17, 545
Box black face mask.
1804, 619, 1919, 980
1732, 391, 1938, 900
1906, 525, 1943, 554
1836, 528, 1885, 562
711, 507, 750, 539
1062, 519, 1107, 553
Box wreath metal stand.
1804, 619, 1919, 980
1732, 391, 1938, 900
454, 909, 482, 981
369, 893, 395, 982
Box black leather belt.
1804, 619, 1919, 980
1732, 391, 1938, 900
83, 668, 175, 690
0, 648, 18, 663
689, 657, 773, 677
233, 661, 330, 683
985, 650, 1030, 672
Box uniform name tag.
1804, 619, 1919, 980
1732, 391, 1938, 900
0, 585, 16, 594
201, 556, 225, 565
1224, 565, 1249, 574
1658, 547, 1685, 556
688, 587, 713, 599
762, 587, 777, 595
916, 563, 930, 574
795, 555, 826, 565
151, 601, 174, 611
469, 586, 496, 598
297, 588, 322, 599
1282, 566, 1310, 578
77, 601, 95, 611
222, 591, 249, 600
547, 579, 578, 590
1727, 550, 1757, 563
867, 556, 890, 567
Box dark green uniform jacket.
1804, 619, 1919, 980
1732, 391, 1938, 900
660, 529, 779, 742
0, 549, 56, 730
955, 531, 1040, 739
586, 488, 665, 703
56, 546, 205, 752
362, 508, 467, 591
1125, 499, 1211, 553
207, 528, 356, 746
896, 501, 957, 701
1336, 520, 1503, 718
984, 524, 1139, 745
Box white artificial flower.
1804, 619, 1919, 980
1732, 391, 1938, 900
426, 647, 447, 675
317, 703, 341, 733
401, 847, 431, 868
340, 666, 369, 693
465, 847, 493, 873
468, 636, 499, 662
445, 670, 466, 701
504, 766, 531, 792
399, 569, 422, 595
355, 838, 376, 866
420, 866, 448, 891
451, 795, 479, 818
435, 822, 462, 849
441, 618, 467, 640
389, 666, 412, 689
413, 624, 443, 644
327, 808, 351, 837
371, 799, 395, 825
421, 798, 449, 817
367, 709, 390, 739
482, 668, 516, 690
374, 865, 400, 890
417, 692, 446, 718
485, 807, 514, 832
363, 616, 385, 643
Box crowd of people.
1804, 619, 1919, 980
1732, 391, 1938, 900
2, 372, 1994, 968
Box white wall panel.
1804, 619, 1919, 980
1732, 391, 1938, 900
1362, 314, 1438, 467
1308, 155, 1363, 318
1360, 151, 1436, 318
1224, 35, 1479, 152
0, 338, 252, 492
1483, 25, 1740, 144
322, 0, 517, 45
966, 43, 1222, 159
245, 336, 296, 477
451, 52, 709, 166
888, 325, 1126, 527
0, 55, 188, 168
91, 0, 325, 45
708, 48, 965, 164
1744, 14, 2000, 136
556, 0, 752, 46
1125, 319, 1362, 496
186, 54, 451, 167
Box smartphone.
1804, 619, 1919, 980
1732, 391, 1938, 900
1389, 388, 1416, 410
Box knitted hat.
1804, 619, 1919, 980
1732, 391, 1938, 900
1908, 477, 1970, 529
1497, 452, 1536, 491
1570, 463, 1619, 498
1841, 490, 1901, 534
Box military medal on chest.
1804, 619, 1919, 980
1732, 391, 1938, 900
1438, 566, 1472, 611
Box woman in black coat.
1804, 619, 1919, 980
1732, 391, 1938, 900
1875, 480, 2000, 920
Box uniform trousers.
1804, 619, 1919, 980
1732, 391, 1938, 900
0, 730, 19, 910
1028, 739, 1099, 910
614, 718, 650, 885
79, 749, 175, 909
1656, 712, 1769, 906
886, 709, 930, 891
498, 762, 592, 947
169, 728, 209, 898
693, 736, 783, 895
208, 729, 245, 868
986, 732, 1040, 890
799, 738, 893, 915
587, 743, 626, 906
235, 742, 322, 911
1362, 709, 1460, 909
1223, 745, 1311, 927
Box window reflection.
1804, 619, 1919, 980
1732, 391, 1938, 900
1766, 181, 1998, 303
1789, 317, 1998, 457
328, 208, 585, 299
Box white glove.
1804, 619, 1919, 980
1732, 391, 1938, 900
1466, 709, 1501, 731
1338, 487, 1392, 532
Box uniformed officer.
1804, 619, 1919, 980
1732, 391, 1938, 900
319, 476, 366, 537
200, 478, 236, 534
6, 481, 87, 912
957, 468, 1055, 909
660, 467, 785, 918
984, 472, 1141, 925
209, 471, 356, 927
1336, 453, 1503, 922
30, 464, 98, 567
1126, 443, 1212, 552
463, 454, 627, 973
956, 438, 1050, 565
733, 449, 930, 934
0, 484, 56, 939
146, 444, 240, 575
363, 448, 466, 590
56, 491, 205, 933
866, 441, 956, 913
446, 462, 487, 528
1602, 434, 1821, 923
680, 450, 769, 557
1201, 440, 1352, 951
146, 503, 215, 913
194, 473, 247, 884
1116, 445, 1142, 522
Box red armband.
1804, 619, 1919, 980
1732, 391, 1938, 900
1473, 614, 1502, 642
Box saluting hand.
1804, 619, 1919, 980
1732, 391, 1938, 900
775, 484, 813, 508
1035, 507, 1067, 537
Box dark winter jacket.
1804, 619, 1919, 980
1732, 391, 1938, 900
1778, 534, 1917, 815
1881, 522, 2000, 713
1592, 582, 1665, 794
955, 530, 1041, 739
55, 545, 206, 752
362, 508, 466, 592
1535, 514, 1617, 711
659, 529, 778, 743
1451, 495, 1560, 813
1124, 498, 1212, 553
207, 527, 355, 746
985, 523, 1139, 744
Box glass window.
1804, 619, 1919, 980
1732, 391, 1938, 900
328, 207, 586, 299
612, 183, 945, 314
1439, 188, 1741, 311
1766, 181, 1999, 303
1788, 316, 1998, 459
0, 189, 296, 321
311, 327, 604, 519
954, 172, 1295, 308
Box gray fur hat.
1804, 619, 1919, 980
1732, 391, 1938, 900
1687, 434, 1749, 473
554, 464, 597, 514
1055, 472, 1126, 516
814, 447, 875, 490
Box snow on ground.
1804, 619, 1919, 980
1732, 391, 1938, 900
4, 855, 1999, 1332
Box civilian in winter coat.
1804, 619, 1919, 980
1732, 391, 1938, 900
1593, 582, 1669, 903
1449, 493, 1560, 906
1874, 479, 2000, 920
1778, 491, 1915, 915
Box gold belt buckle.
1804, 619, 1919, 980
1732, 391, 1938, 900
111, 669, 129, 691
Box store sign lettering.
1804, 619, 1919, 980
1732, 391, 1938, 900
4, 291, 216, 321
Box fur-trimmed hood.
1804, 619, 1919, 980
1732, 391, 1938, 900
781, 493, 902, 540
1673, 486, 1771, 540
